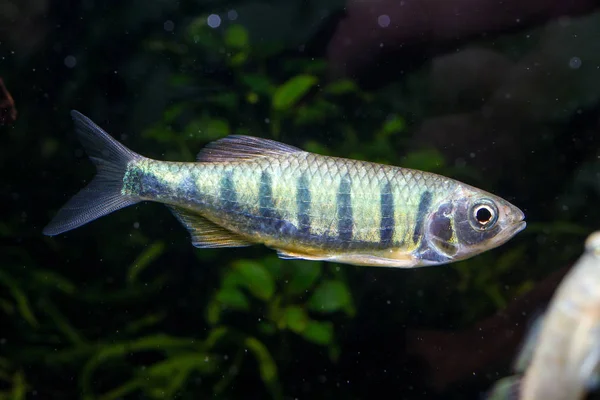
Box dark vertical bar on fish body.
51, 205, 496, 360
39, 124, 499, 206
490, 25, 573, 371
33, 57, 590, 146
337, 174, 353, 242
259, 170, 275, 219
297, 174, 311, 236
219, 170, 238, 211
413, 190, 432, 244
380, 181, 394, 246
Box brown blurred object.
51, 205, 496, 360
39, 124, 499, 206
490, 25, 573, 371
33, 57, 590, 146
0, 0, 49, 56
0, 78, 17, 125
406, 265, 571, 392
411, 12, 600, 186
327, 0, 600, 79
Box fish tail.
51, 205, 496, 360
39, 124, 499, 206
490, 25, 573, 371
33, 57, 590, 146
43, 110, 141, 236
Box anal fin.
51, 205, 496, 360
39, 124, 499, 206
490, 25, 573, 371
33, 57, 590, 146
276, 249, 330, 261
168, 206, 252, 248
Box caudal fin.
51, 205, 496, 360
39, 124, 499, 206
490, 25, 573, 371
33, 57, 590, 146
43, 111, 141, 236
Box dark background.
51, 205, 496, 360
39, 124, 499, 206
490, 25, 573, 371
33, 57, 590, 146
2, 0, 600, 399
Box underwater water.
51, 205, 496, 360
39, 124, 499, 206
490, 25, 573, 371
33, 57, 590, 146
2, 1, 600, 399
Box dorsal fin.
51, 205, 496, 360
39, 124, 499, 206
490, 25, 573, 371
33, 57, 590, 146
168, 206, 252, 248
196, 135, 302, 162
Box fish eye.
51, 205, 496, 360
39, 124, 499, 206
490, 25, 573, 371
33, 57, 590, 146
469, 200, 498, 230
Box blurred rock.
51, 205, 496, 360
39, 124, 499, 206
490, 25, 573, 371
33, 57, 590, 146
327, 0, 600, 81
407, 265, 570, 392
0, 78, 17, 125
0, 0, 49, 56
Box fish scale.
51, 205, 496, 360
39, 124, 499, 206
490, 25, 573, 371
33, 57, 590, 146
44, 111, 526, 268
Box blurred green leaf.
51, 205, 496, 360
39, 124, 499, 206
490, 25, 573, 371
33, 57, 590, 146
128, 241, 165, 283
206, 300, 221, 325
241, 74, 274, 95
402, 149, 445, 172
233, 260, 275, 301
81, 335, 200, 396
230, 52, 248, 67
244, 337, 278, 386
10, 370, 26, 400
262, 255, 283, 280
124, 313, 166, 335
205, 326, 229, 349
287, 263, 321, 295
324, 79, 358, 95
207, 118, 231, 138
283, 306, 308, 333
215, 287, 250, 310
302, 321, 333, 345
43, 300, 86, 345
381, 115, 406, 136
308, 280, 351, 313
294, 99, 338, 125
142, 353, 217, 397
30, 270, 76, 294
272, 75, 317, 111
0, 271, 37, 327
225, 24, 249, 49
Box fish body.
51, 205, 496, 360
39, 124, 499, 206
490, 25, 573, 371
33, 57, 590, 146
44, 111, 526, 268
487, 232, 600, 399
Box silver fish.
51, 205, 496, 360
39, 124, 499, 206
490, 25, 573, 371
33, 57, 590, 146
488, 231, 600, 399
44, 111, 526, 268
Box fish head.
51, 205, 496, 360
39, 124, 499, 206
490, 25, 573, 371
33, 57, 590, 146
417, 186, 526, 266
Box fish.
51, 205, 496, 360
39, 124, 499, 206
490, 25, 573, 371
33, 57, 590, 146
487, 231, 600, 400
43, 110, 526, 268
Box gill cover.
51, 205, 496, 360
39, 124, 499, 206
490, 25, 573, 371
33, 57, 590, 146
416, 197, 504, 265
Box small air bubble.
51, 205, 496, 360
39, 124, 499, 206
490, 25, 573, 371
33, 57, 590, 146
207, 14, 221, 28
377, 14, 391, 28
569, 56, 582, 69
386, 300, 391, 305
227, 10, 238, 20
163, 20, 175, 32
264, 118, 270, 124
64, 55, 77, 68
133, 222, 140, 229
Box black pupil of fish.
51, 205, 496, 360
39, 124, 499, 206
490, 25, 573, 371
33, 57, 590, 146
475, 207, 493, 224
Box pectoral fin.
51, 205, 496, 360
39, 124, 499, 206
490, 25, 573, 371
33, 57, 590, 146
168, 206, 252, 248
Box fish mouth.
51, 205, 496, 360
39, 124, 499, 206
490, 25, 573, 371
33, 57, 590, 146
505, 213, 527, 239
495, 205, 527, 245
513, 220, 527, 235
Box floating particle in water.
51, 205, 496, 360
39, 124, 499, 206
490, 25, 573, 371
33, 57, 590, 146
378, 14, 391, 28
207, 14, 221, 28
569, 56, 582, 69
64, 55, 77, 68
163, 20, 174, 32
227, 9, 238, 20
